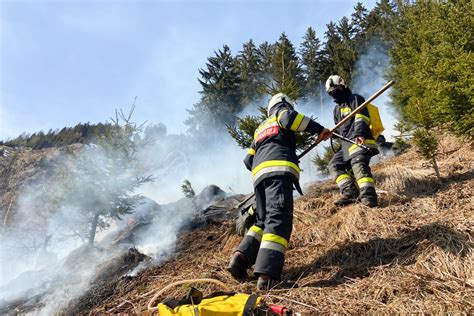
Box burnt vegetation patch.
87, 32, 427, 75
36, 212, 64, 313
82, 135, 473, 314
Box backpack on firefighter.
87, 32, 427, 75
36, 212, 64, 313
330, 103, 384, 154
236, 108, 384, 236
366, 103, 384, 139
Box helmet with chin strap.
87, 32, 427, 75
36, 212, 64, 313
325, 75, 346, 93
267, 93, 294, 116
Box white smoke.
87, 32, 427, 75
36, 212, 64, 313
0, 36, 397, 316
352, 38, 397, 141
295, 38, 396, 184
0, 121, 253, 314
0, 145, 131, 312
137, 132, 251, 204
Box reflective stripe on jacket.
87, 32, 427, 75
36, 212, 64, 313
243, 103, 324, 189
333, 93, 378, 158
333, 93, 375, 141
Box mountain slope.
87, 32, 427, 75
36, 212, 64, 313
83, 134, 473, 314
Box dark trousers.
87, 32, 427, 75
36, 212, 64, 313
236, 176, 293, 280
328, 149, 376, 198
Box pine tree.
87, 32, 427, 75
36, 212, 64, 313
257, 41, 274, 83
269, 33, 304, 99
236, 39, 265, 106
300, 27, 322, 100
49, 112, 152, 244
334, 17, 357, 84
390, 1, 472, 136
186, 45, 242, 136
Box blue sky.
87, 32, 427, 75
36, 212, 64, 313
0, 0, 378, 140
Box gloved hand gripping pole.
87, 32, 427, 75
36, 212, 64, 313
237, 80, 395, 208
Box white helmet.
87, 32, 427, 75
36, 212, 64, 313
325, 75, 346, 93
267, 93, 294, 115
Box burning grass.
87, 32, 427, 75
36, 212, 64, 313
86, 136, 473, 314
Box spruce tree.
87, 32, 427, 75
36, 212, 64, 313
365, 0, 398, 44
227, 108, 315, 151
351, 2, 368, 35
50, 114, 152, 244
270, 33, 304, 99
186, 45, 242, 136
392, 121, 413, 152
181, 180, 196, 199
412, 128, 441, 181
334, 17, 357, 84
236, 39, 265, 106
312, 145, 336, 177
321, 22, 340, 79
390, 1, 472, 136
351, 2, 369, 48
257, 41, 275, 83
227, 106, 267, 149
300, 27, 322, 100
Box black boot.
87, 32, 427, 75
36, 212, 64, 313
335, 194, 357, 206
256, 274, 278, 291
359, 187, 378, 208
227, 251, 249, 280
334, 185, 359, 206
360, 196, 378, 208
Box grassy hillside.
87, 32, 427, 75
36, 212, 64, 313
80, 134, 473, 314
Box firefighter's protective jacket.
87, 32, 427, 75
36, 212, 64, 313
333, 93, 378, 158
244, 103, 324, 190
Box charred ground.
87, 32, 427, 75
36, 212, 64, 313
0, 135, 472, 314
79, 135, 473, 315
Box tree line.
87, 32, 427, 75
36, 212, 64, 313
4, 1, 470, 182
3, 1, 471, 153
389, 0, 472, 180
188, 0, 472, 177
1, 1, 395, 149
1, 123, 120, 149
2, 0, 471, 246
187, 1, 398, 142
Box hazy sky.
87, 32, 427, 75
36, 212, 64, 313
0, 0, 379, 140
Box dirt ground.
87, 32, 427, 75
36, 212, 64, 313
85, 135, 473, 314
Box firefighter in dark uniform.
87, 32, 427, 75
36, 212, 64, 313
227, 93, 331, 290
325, 75, 379, 207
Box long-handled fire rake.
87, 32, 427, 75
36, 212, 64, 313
236, 80, 395, 212
332, 132, 372, 152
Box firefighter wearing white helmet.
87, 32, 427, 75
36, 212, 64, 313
325, 75, 379, 207
228, 93, 331, 290
325, 75, 346, 93
267, 92, 295, 115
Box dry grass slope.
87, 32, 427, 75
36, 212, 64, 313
89, 135, 473, 315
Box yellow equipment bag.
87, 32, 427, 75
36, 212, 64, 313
367, 103, 384, 139
157, 292, 261, 316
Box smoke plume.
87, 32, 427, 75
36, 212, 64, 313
0, 38, 396, 315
